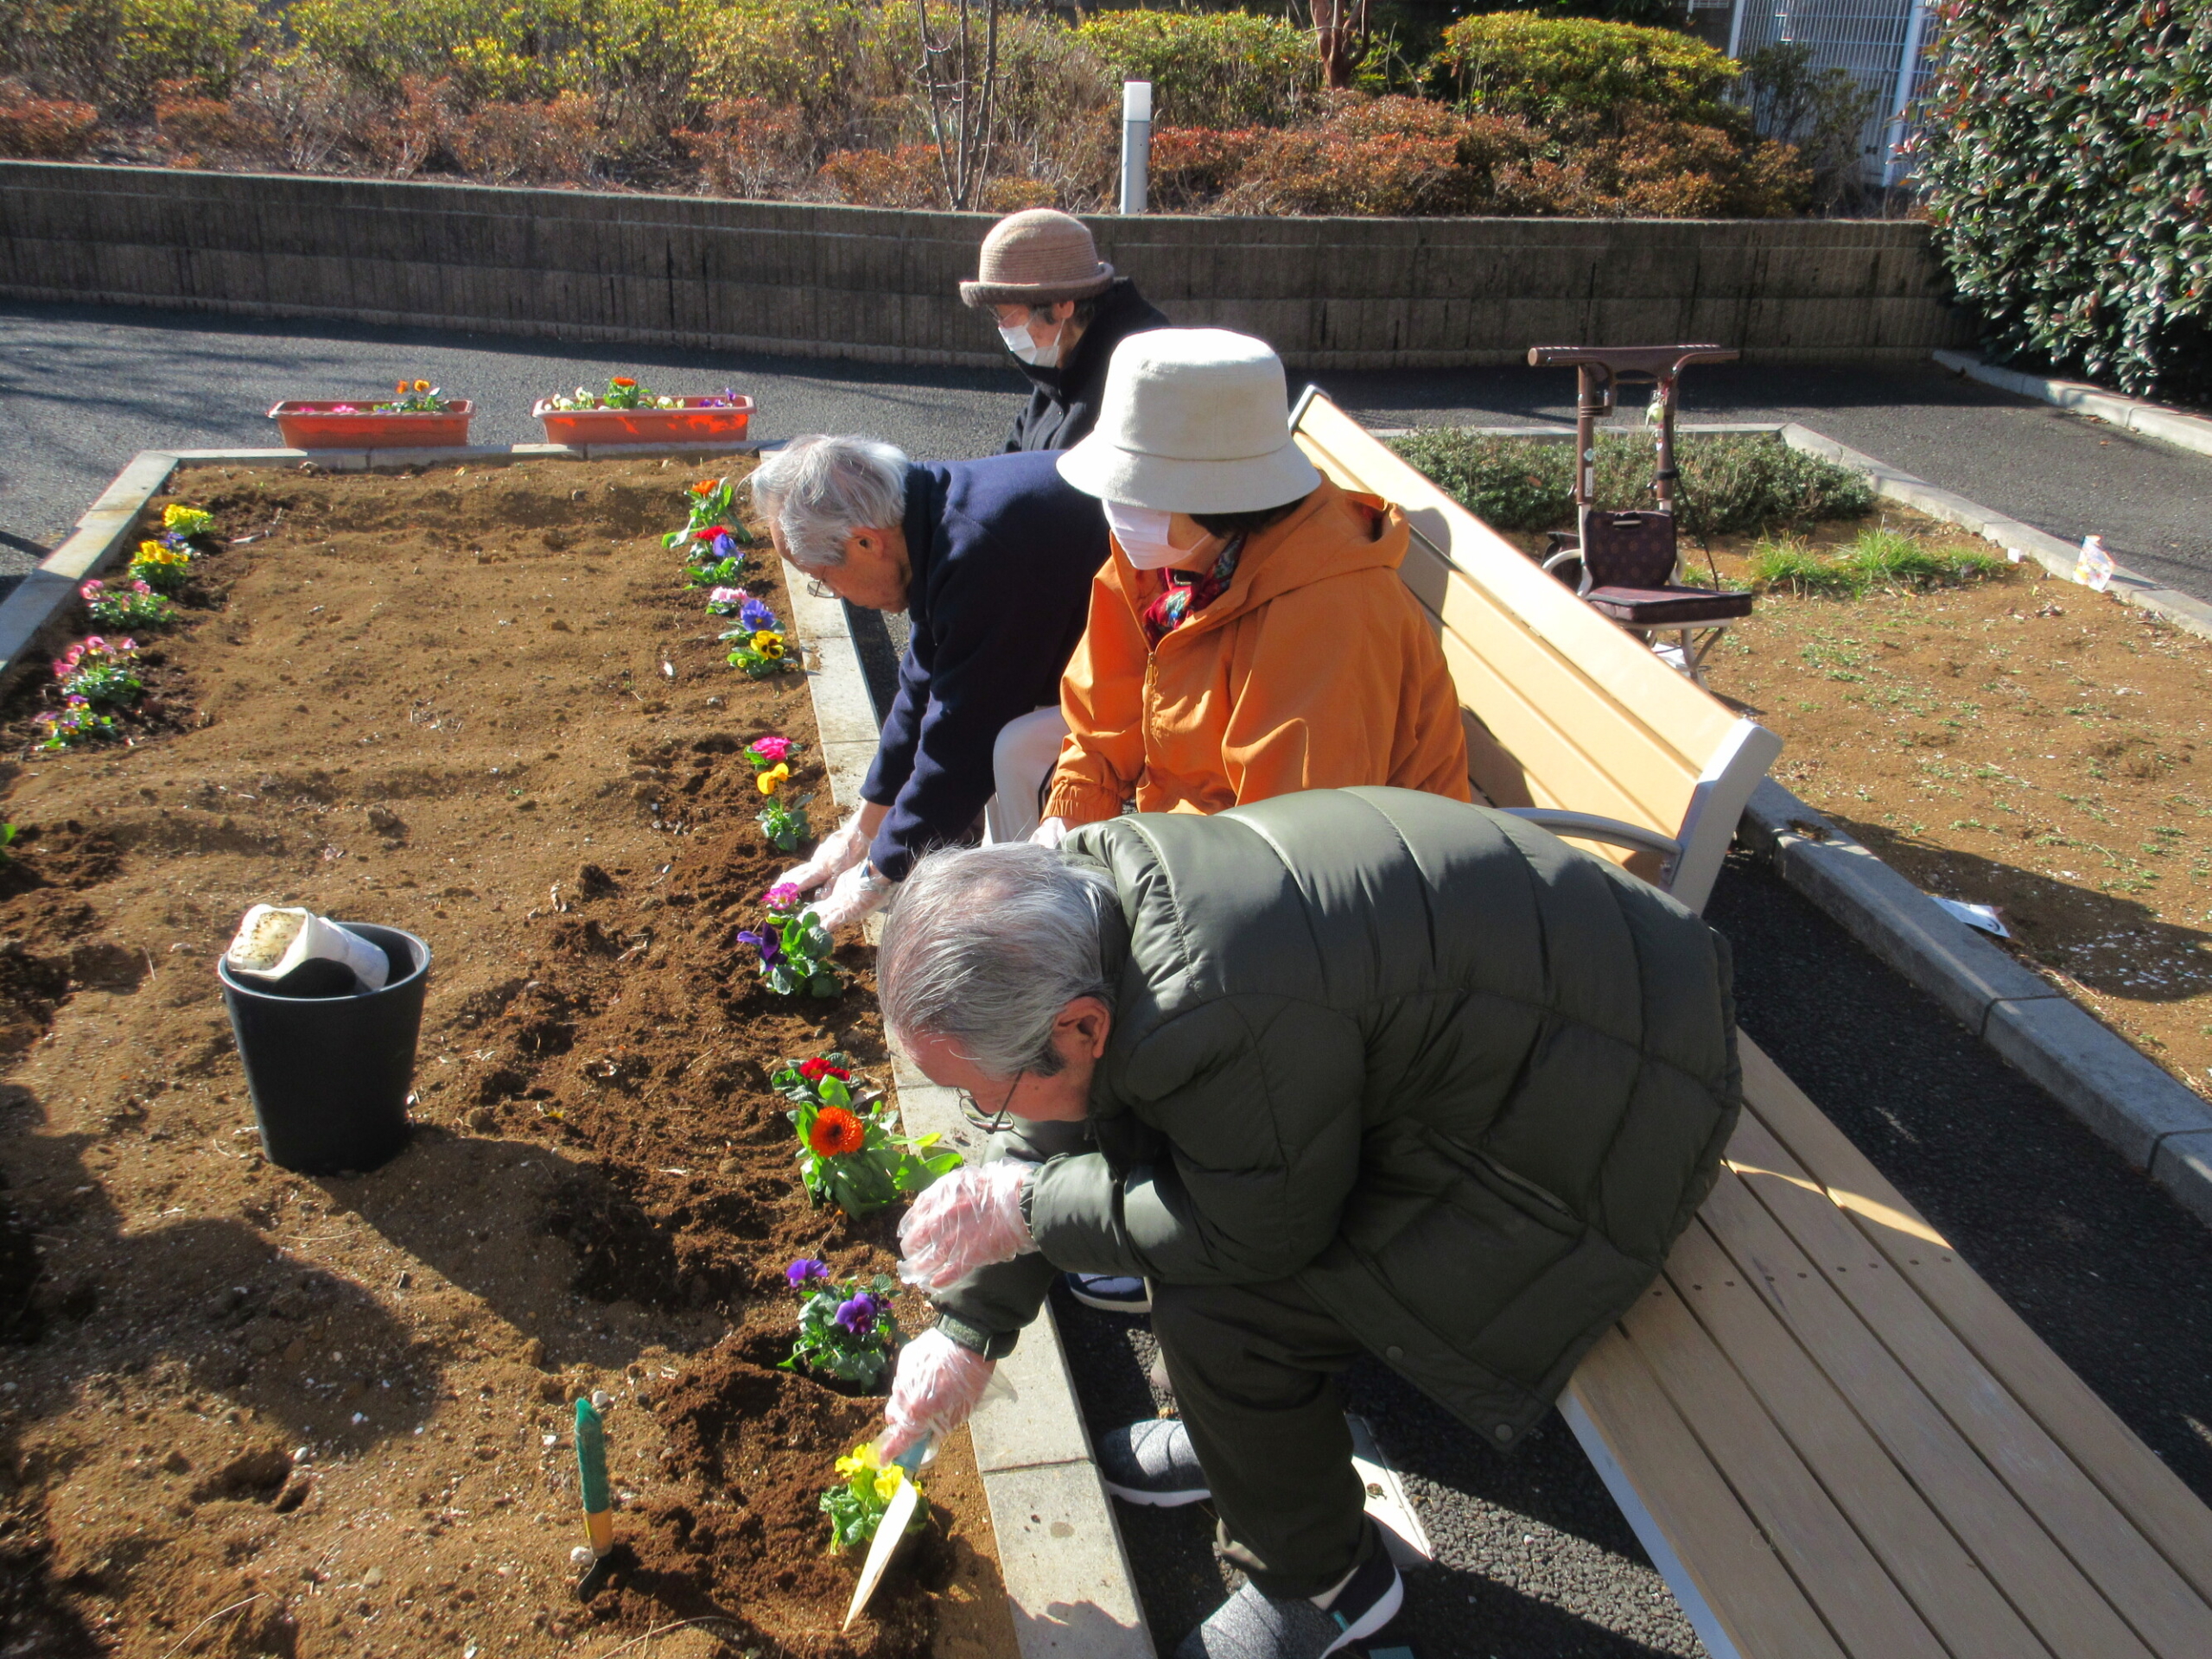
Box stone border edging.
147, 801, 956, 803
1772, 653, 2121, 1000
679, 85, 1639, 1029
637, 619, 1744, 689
1738, 774, 2212, 1228
1932, 349, 2212, 461
785, 562, 1157, 1659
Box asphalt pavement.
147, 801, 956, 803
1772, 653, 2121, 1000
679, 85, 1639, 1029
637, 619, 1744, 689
4, 301, 2209, 601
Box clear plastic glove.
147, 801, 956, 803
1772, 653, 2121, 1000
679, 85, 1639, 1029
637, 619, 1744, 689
879, 1329, 996, 1459
898, 1160, 1038, 1291
1029, 817, 1069, 849
778, 808, 872, 899
812, 861, 895, 931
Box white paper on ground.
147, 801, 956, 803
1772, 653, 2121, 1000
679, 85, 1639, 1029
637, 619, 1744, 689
226, 905, 391, 991
1930, 895, 2010, 938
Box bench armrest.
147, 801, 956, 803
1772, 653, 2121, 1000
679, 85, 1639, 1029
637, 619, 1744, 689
1503, 808, 1682, 874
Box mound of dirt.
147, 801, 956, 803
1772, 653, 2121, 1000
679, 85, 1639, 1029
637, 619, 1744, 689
0, 459, 1011, 1658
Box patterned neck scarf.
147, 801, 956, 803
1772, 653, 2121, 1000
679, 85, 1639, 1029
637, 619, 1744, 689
1139, 535, 1244, 649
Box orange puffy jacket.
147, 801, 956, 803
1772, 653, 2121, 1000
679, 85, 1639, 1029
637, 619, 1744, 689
1043, 477, 1472, 825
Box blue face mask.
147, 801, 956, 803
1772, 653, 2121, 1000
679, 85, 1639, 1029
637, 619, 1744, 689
998, 319, 1062, 369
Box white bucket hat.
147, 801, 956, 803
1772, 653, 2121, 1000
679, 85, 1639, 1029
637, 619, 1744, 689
1055, 328, 1323, 513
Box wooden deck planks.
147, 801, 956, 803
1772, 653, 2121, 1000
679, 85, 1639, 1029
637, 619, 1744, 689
1738, 1040, 2212, 1631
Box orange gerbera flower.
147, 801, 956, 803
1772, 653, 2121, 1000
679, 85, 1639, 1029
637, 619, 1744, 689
690, 480, 715, 495
611, 377, 637, 388
808, 1106, 867, 1157
413, 378, 431, 392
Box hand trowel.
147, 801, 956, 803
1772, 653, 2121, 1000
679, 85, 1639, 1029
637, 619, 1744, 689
840, 1439, 930, 1632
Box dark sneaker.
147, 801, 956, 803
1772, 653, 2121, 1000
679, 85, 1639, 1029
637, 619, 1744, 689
1173, 1548, 1403, 1659
1065, 1271, 1152, 1313
1098, 1416, 1211, 1507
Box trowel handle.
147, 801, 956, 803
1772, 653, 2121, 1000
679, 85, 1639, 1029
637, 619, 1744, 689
890, 1437, 931, 1478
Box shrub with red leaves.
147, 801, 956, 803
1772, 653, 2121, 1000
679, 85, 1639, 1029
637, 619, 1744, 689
0, 96, 99, 160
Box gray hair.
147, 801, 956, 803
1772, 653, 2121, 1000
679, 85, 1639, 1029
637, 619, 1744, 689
879, 843, 1116, 1079
747, 435, 909, 570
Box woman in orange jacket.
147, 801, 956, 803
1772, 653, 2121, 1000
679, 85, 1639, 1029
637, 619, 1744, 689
1036, 327, 1471, 840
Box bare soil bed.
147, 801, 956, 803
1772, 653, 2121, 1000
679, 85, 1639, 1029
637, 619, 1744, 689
0, 459, 1015, 1659
1663, 518, 2212, 1102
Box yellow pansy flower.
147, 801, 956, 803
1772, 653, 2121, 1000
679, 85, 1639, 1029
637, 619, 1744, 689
756, 762, 790, 797
753, 631, 785, 658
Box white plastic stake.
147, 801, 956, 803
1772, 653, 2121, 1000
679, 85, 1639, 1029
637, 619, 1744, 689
1120, 80, 1152, 215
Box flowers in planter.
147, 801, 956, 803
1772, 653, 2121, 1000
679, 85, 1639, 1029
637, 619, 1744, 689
548, 376, 682, 412
822, 1442, 926, 1552
374, 378, 454, 414
775, 1052, 960, 1216
54, 637, 143, 706
737, 884, 840, 998
35, 698, 119, 752
782, 1258, 903, 1390
79, 578, 175, 629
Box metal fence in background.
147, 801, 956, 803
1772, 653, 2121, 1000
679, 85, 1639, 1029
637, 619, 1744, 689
1726, 0, 1940, 185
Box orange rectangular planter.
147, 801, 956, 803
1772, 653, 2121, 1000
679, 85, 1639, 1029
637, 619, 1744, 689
531, 397, 754, 447
269, 400, 475, 450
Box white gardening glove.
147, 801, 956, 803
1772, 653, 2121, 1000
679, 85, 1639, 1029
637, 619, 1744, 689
778, 807, 871, 899
898, 1160, 1038, 1292
879, 1328, 996, 1459
1029, 817, 1069, 849
811, 861, 895, 931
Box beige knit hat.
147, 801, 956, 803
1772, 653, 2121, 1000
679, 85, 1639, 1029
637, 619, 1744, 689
959, 209, 1116, 308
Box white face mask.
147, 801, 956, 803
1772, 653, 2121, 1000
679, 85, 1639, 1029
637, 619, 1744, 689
1103, 501, 1194, 570
997, 318, 1061, 369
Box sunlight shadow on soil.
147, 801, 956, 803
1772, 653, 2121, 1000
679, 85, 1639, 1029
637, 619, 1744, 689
1835, 816, 2212, 1004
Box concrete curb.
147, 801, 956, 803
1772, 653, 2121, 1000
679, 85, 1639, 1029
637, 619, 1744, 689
1932, 349, 2212, 461
1736, 779, 2212, 1227
785, 544, 1157, 1659
1777, 423, 2212, 646
0, 448, 178, 699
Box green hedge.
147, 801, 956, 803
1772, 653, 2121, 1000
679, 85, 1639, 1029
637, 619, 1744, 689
1917, 1, 2210, 401
1073, 10, 1318, 130
1431, 14, 1740, 129
1388, 429, 1873, 538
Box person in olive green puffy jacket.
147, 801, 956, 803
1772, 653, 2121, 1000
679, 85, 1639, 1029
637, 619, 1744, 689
869, 787, 1740, 1659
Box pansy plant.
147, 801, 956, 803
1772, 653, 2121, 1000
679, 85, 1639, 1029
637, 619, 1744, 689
781, 1258, 902, 1391
664, 477, 750, 553
773, 1052, 961, 1217
79, 579, 174, 630
821, 1442, 926, 1552
54, 637, 143, 707
737, 884, 839, 999
753, 749, 812, 853
35, 697, 118, 752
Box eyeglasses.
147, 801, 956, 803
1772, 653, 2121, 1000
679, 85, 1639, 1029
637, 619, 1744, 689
955, 1071, 1023, 1135
804, 577, 837, 601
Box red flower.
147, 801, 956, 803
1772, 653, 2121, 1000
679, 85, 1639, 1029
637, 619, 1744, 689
808, 1106, 866, 1157
798, 1056, 851, 1084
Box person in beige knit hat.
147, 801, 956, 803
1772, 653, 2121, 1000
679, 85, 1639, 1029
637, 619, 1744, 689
962, 208, 1169, 454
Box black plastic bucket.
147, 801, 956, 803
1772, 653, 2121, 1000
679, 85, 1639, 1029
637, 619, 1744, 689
218, 922, 430, 1175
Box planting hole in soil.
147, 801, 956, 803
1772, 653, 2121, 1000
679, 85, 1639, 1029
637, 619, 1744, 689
0, 459, 1016, 1658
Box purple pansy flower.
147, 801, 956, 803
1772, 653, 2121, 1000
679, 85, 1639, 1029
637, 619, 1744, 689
834, 1292, 882, 1338
736, 926, 783, 967
785, 1257, 830, 1288
709, 529, 738, 561
739, 597, 777, 632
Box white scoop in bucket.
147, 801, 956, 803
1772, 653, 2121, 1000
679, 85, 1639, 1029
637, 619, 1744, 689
225, 906, 391, 994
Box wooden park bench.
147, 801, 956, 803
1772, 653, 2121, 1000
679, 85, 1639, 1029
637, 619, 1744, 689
1291, 391, 2212, 1658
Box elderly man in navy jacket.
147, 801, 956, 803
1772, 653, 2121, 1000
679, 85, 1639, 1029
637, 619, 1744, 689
752, 436, 1108, 931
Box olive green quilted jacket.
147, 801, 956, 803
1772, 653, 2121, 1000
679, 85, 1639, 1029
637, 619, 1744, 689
931, 786, 1740, 1446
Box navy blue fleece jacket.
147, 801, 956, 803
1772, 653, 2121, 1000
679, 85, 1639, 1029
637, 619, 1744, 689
861, 452, 1109, 880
